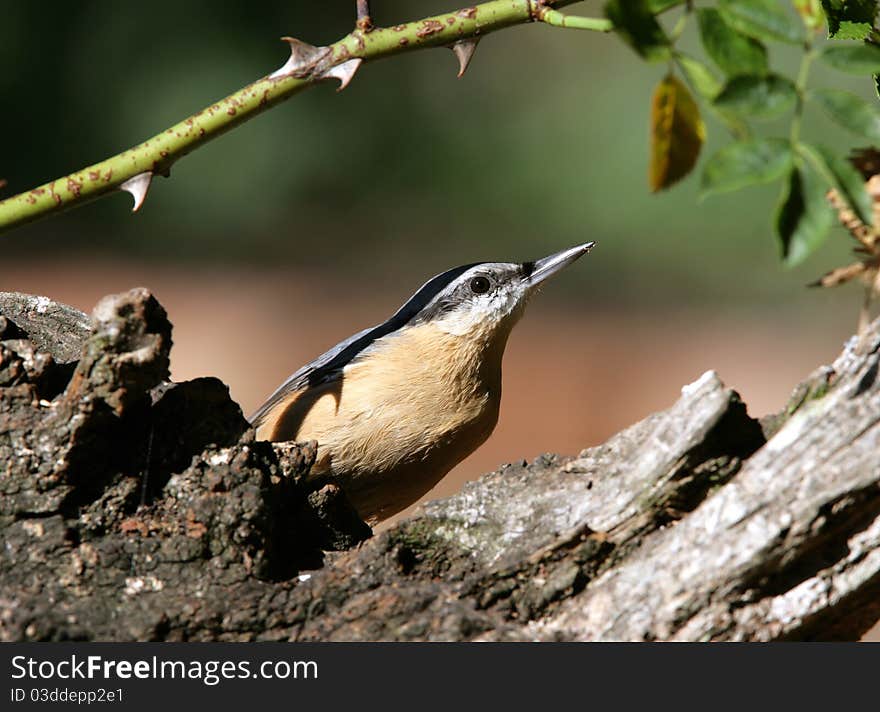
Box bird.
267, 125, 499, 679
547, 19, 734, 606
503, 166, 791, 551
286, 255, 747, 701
250, 242, 595, 524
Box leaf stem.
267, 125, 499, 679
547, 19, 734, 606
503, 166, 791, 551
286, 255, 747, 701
668, 5, 691, 44
356, 0, 373, 32
790, 43, 816, 145
536, 8, 613, 32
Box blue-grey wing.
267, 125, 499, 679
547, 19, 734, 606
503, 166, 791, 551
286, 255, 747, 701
248, 325, 377, 426
249, 261, 481, 427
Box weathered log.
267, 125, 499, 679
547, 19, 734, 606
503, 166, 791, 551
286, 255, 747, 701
0, 289, 878, 641
0, 292, 90, 364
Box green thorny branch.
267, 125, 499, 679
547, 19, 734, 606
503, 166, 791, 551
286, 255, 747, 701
0, 0, 608, 234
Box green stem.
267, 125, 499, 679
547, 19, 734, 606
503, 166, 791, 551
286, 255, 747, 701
0, 0, 583, 235
790, 43, 816, 146
668, 6, 691, 44
536, 8, 613, 32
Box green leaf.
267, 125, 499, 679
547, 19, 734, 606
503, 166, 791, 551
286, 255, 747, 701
776, 164, 834, 265
798, 141, 873, 224
650, 74, 706, 191
811, 88, 880, 141
701, 138, 793, 197
833, 21, 875, 39
820, 0, 876, 39
820, 44, 880, 74
676, 55, 753, 137
713, 74, 798, 119
676, 53, 723, 99
718, 0, 806, 44
605, 0, 671, 62
697, 8, 769, 76
647, 0, 685, 11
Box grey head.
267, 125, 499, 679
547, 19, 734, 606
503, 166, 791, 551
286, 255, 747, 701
403, 241, 596, 335
249, 242, 594, 424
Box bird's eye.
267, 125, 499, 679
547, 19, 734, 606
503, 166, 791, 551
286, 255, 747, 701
470, 276, 491, 294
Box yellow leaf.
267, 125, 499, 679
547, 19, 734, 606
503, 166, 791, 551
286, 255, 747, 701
791, 0, 824, 31
649, 73, 706, 192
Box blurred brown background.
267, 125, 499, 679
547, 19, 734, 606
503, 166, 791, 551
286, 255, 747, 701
1, 1, 875, 635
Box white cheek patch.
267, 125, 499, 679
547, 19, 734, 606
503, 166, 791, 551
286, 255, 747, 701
436, 304, 491, 336
435, 290, 520, 336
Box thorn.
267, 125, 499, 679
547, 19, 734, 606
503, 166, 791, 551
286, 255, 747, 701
270, 37, 328, 80
320, 58, 363, 91
120, 171, 153, 212
451, 38, 479, 78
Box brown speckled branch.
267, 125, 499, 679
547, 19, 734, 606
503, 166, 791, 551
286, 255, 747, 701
0, 0, 585, 235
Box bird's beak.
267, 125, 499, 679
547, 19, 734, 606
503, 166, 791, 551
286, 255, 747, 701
526, 242, 595, 288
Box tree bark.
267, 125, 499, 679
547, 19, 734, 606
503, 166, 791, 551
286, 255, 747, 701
1, 289, 878, 641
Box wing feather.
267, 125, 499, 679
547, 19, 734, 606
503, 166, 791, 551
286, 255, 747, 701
249, 262, 480, 429
248, 325, 375, 426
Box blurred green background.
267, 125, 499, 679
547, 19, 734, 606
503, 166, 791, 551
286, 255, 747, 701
2, 0, 870, 304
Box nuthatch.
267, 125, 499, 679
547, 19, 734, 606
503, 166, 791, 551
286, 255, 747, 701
251, 242, 594, 524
